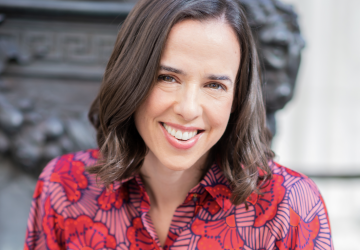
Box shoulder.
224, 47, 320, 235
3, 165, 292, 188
238, 161, 333, 248
254, 160, 329, 224
25, 149, 114, 249
267, 162, 333, 247
268, 160, 321, 202
40, 149, 99, 180
37, 149, 102, 202
244, 161, 327, 226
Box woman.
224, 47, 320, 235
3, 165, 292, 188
25, 0, 333, 249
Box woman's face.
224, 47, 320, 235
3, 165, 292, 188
135, 18, 240, 171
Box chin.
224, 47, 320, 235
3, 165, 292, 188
159, 152, 208, 172
161, 157, 200, 172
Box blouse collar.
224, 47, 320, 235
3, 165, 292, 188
117, 163, 233, 212
198, 164, 233, 211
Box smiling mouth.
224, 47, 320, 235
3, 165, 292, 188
161, 123, 203, 141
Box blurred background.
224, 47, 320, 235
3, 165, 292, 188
273, 0, 360, 248
0, 0, 359, 249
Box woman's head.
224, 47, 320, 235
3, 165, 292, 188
134, 18, 240, 172
88, 0, 274, 205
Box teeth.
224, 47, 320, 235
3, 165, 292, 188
175, 130, 182, 139
163, 123, 198, 141
182, 132, 189, 140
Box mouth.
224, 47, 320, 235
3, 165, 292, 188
160, 122, 204, 149
161, 122, 204, 141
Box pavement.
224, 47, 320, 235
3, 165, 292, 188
0, 157, 359, 250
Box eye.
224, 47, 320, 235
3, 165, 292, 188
206, 83, 225, 90
158, 75, 176, 83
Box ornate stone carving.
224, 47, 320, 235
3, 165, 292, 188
0, 19, 118, 79
240, 0, 305, 136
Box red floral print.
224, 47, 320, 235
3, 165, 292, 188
247, 174, 286, 227
320, 194, 332, 234
285, 167, 303, 178
42, 197, 65, 250
25, 150, 333, 250
202, 198, 221, 215
97, 184, 128, 211
50, 154, 88, 202
276, 207, 320, 250
163, 231, 178, 250
90, 148, 99, 159
33, 180, 44, 199
24, 243, 29, 250
24, 231, 30, 250
65, 215, 116, 249
184, 192, 212, 216
191, 215, 244, 249
204, 184, 232, 211
127, 217, 159, 250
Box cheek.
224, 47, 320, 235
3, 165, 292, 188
204, 97, 233, 132
135, 87, 173, 126
146, 87, 173, 116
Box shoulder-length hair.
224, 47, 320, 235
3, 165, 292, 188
88, 0, 274, 205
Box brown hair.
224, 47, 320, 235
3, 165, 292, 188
88, 0, 274, 205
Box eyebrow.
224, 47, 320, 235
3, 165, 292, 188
159, 65, 184, 75
207, 74, 233, 86
159, 64, 233, 85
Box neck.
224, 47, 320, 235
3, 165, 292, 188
140, 151, 207, 210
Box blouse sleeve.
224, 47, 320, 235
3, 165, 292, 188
279, 177, 334, 250
24, 157, 65, 250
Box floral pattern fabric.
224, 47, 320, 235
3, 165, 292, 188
25, 149, 333, 250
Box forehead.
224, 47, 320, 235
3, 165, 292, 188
160, 19, 241, 78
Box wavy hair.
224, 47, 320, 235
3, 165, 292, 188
88, 0, 274, 205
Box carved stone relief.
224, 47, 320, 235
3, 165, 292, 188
0, 17, 119, 174
0, 19, 118, 79
240, 0, 305, 136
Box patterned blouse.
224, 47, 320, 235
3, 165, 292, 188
25, 149, 333, 250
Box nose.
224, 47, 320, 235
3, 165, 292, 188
173, 84, 202, 122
